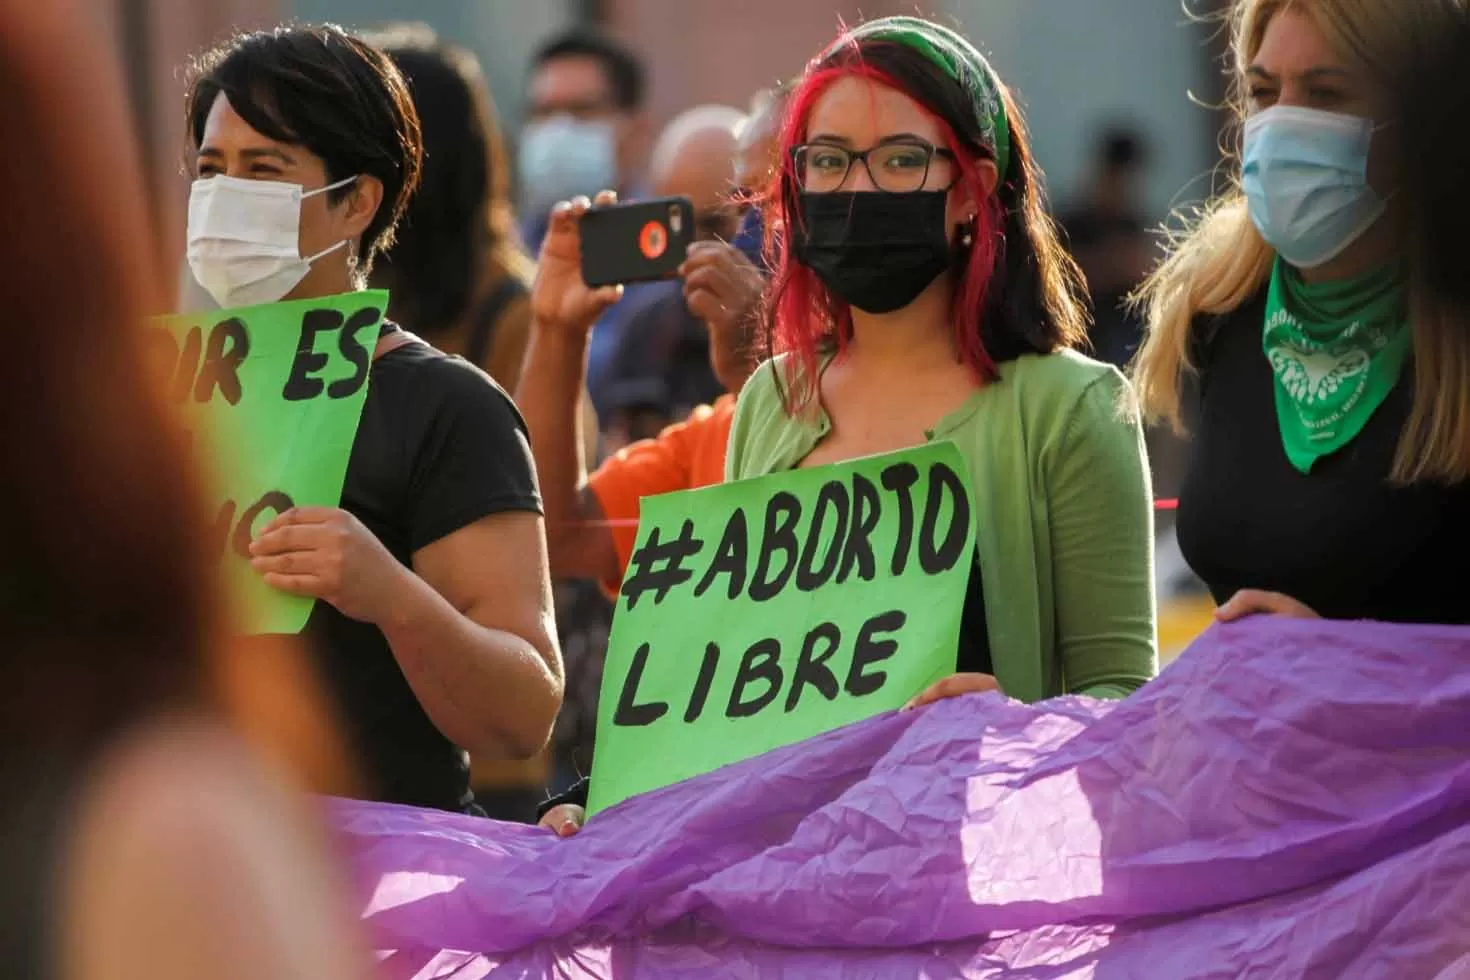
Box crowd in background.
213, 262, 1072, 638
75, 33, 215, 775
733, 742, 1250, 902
6, 0, 1470, 973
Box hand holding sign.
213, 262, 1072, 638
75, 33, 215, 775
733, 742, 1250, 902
902, 671, 1000, 711
151, 291, 385, 634
587, 442, 976, 816
249, 507, 408, 624
538, 804, 586, 837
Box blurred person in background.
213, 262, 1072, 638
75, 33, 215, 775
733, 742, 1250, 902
523, 93, 785, 598
591, 104, 748, 446
519, 27, 677, 440
729, 80, 794, 268
1132, 0, 1470, 626
366, 23, 534, 389
519, 28, 650, 250
186, 25, 563, 816
1057, 123, 1155, 369
0, 2, 367, 976
364, 23, 596, 824
524, 83, 790, 833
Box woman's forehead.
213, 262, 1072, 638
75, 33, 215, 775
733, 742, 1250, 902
805, 75, 942, 144
199, 93, 291, 152
1254, 8, 1340, 71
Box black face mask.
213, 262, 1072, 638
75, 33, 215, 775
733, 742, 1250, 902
794, 190, 956, 314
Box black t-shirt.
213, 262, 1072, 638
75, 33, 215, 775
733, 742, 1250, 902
958, 551, 993, 675
305, 334, 542, 814
1177, 293, 1470, 623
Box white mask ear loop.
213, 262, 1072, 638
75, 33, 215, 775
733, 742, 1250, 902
301, 174, 360, 200
300, 175, 361, 266
304, 239, 350, 264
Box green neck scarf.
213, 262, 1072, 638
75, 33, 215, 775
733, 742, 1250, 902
1262, 258, 1410, 474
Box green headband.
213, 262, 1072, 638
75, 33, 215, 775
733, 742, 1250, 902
828, 15, 1012, 180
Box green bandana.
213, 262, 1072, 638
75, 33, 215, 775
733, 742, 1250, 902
828, 16, 1012, 179
1262, 257, 1410, 474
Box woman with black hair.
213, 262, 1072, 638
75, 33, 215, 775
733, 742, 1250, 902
365, 23, 536, 390
184, 25, 563, 816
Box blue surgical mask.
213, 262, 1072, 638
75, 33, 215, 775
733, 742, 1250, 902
1242, 105, 1386, 270
517, 115, 617, 219
730, 206, 766, 269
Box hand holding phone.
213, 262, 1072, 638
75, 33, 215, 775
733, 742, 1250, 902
578, 196, 695, 288
529, 192, 626, 336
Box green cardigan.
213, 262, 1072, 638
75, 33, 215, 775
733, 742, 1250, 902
725, 350, 1158, 702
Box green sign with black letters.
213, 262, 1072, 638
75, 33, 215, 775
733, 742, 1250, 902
586, 441, 976, 816
148, 291, 386, 635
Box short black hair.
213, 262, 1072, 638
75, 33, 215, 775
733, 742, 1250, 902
184, 24, 424, 275
530, 28, 646, 111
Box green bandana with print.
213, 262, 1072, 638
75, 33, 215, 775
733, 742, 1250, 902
830, 16, 1012, 179
1262, 257, 1410, 474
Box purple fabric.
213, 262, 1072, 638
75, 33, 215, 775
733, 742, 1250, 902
334, 618, 1470, 978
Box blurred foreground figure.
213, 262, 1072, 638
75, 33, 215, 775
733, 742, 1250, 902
0, 2, 368, 977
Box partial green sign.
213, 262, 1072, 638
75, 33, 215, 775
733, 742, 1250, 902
587, 441, 976, 816
149, 291, 386, 635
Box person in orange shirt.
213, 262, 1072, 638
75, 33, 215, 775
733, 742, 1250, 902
516, 83, 786, 595
516, 85, 786, 833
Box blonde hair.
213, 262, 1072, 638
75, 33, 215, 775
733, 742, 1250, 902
1132, 0, 1470, 484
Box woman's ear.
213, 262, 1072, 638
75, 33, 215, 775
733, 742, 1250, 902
974, 158, 999, 200
950, 158, 999, 220
339, 175, 384, 242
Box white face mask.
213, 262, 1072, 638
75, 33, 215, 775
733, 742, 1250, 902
517, 116, 617, 219
186, 174, 358, 309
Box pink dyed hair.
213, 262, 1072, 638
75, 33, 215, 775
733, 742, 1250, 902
760, 55, 1007, 412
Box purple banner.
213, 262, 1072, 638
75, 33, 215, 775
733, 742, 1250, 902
334, 619, 1470, 978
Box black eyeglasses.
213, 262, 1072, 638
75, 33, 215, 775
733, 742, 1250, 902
791, 139, 957, 193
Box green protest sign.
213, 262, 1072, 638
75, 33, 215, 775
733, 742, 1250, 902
148, 291, 386, 635
586, 441, 976, 816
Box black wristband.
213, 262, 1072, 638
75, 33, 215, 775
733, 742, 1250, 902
535, 777, 590, 821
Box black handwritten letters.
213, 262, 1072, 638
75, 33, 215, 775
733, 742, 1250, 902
207, 491, 295, 562
612, 457, 969, 730
152, 301, 380, 570
152, 303, 380, 408
612, 611, 909, 728
153, 317, 250, 405
282, 305, 379, 402
623, 461, 970, 611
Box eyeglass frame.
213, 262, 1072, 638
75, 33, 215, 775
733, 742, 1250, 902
789, 138, 960, 193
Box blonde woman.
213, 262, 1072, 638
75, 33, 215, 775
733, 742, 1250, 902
1132, 0, 1470, 625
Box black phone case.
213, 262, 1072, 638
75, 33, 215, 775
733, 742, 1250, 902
579, 196, 694, 288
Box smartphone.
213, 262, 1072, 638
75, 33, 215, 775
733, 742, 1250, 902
580, 196, 694, 288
